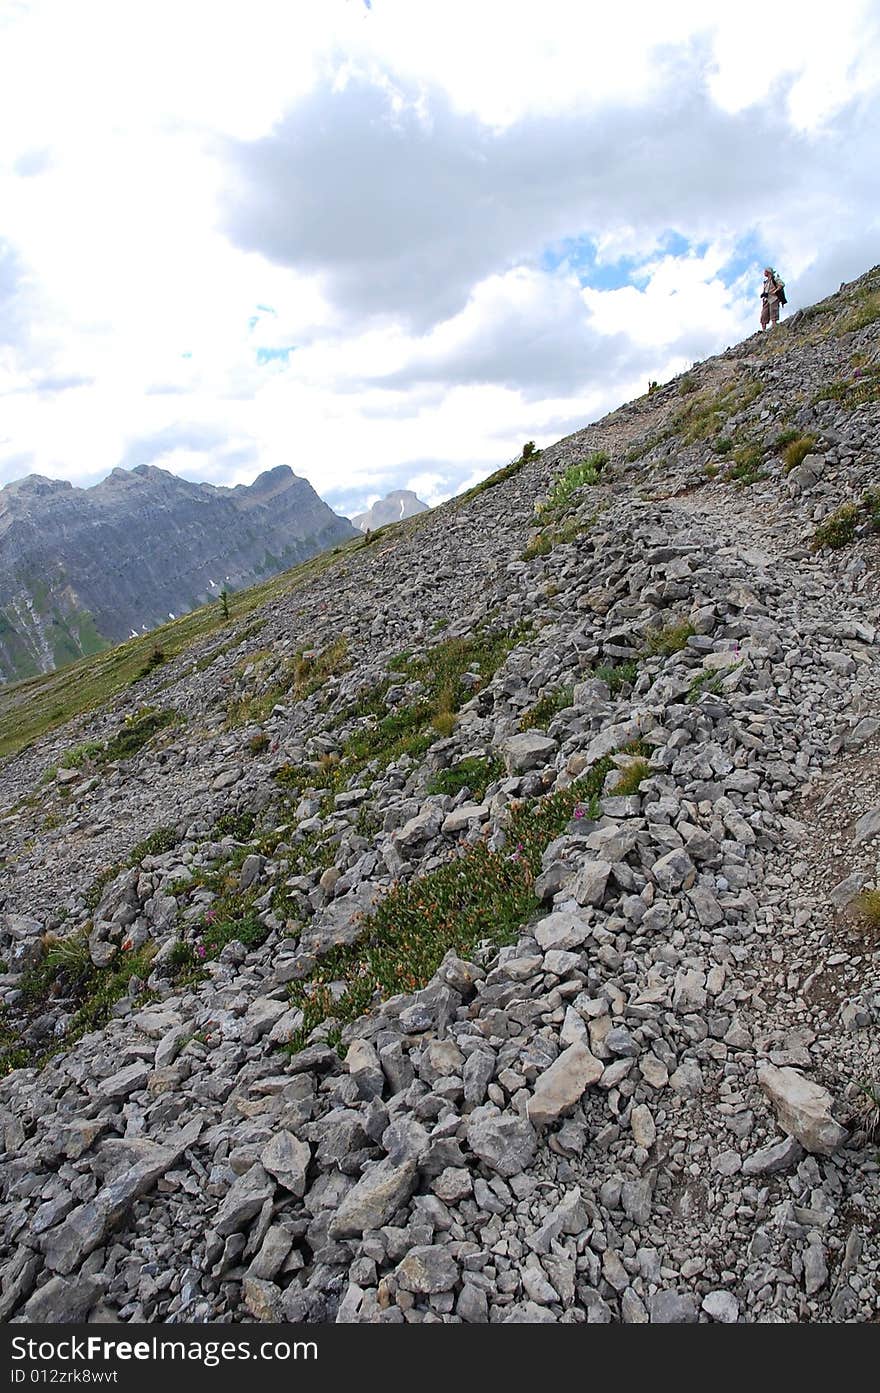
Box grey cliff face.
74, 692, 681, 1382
0, 464, 358, 683
352, 489, 429, 532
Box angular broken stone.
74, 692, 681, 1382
260, 1132, 311, 1197
213, 1164, 275, 1237
500, 732, 557, 774
465, 1106, 537, 1177
527, 1042, 603, 1126
741, 1135, 804, 1176
328, 1158, 417, 1238
570, 858, 612, 907
395, 1245, 459, 1294
757, 1064, 848, 1156
651, 849, 697, 892
534, 910, 592, 952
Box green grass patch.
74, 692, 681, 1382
427, 755, 505, 801
128, 826, 178, 864
519, 686, 574, 731
285, 755, 614, 1049
724, 442, 765, 486
839, 288, 880, 335
611, 758, 652, 795
812, 489, 880, 549
103, 707, 179, 762
782, 435, 816, 472
774, 427, 801, 452
4, 936, 160, 1076
522, 534, 553, 560
853, 888, 880, 930
279, 627, 528, 797
645, 622, 695, 656
227, 635, 349, 726
591, 660, 640, 693
538, 451, 607, 520
61, 740, 104, 769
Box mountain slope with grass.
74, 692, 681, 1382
0, 266, 878, 1325
0, 464, 358, 685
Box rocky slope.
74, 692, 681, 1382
351, 490, 429, 532
0, 268, 878, 1325
0, 464, 358, 684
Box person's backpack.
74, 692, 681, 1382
776, 280, 787, 306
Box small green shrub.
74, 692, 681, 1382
213, 810, 258, 841
519, 686, 574, 731
522, 534, 553, 561
104, 707, 178, 762
611, 759, 652, 796
128, 826, 178, 864
854, 889, 880, 930
539, 452, 607, 520
248, 732, 270, 756
782, 435, 816, 473
591, 660, 639, 694
724, 443, 765, 486
715, 437, 732, 455
132, 645, 166, 682
61, 740, 104, 770
645, 621, 695, 657
774, 427, 801, 451
812, 503, 859, 549
427, 755, 504, 801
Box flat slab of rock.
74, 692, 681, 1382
299, 882, 381, 956
527, 1042, 603, 1126
534, 910, 592, 952
500, 732, 557, 774
95, 1062, 150, 1101
328, 1158, 416, 1238
758, 1064, 848, 1156
853, 806, 880, 846
213, 1164, 275, 1237
742, 1135, 804, 1176
441, 801, 490, 834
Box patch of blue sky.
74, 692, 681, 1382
256, 346, 295, 365
540, 229, 706, 291
249, 304, 277, 331
717, 231, 769, 287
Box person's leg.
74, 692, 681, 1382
761, 301, 770, 329
771, 299, 780, 325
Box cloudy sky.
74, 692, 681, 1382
1, 0, 878, 517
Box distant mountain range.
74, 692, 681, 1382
0, 464, 359, 684
351, 489, 429, 532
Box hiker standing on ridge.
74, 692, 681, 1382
760, 267, 786, 329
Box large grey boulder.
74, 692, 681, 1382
328, 1158, 417, 1238
757, 1065, 848, 1155
465, 1106, 537, 1176
500, 732, 557, 774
